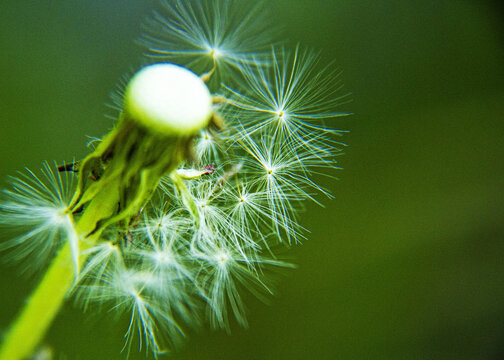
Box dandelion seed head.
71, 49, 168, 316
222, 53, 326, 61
0, 0, 348, 356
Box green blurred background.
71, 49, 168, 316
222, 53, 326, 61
1, 0, 503, 359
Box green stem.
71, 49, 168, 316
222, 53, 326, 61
0, 118, 192, 359
0, 242, 74, 360
0, 205, 109, 360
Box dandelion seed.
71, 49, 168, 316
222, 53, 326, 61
192, 240, 254, 328
236, 132, 337, 242
115, 270, 183, 356
224, 183, 285, 247
0, 162, 77, 271
224, 47, 349, 156
136, 224, 195, 288
191, 237, 292, 329
140, 0, 273, 82
82, 263, 185, 357
74, 240, 123, 310
137, 203, 193, 240
194, 128, 222, 164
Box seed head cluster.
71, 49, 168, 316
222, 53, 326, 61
0, 0, 348, 357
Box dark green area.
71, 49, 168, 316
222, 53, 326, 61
1, 0, 503, 359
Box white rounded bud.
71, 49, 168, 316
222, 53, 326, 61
124, 63, 212, 136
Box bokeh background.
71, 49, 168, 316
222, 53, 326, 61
1, 0, 503, 359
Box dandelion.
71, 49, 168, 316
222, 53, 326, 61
191, 239, 278, 330
0, 0, 348, 359
91, 265, 184, 356
223, 183, 281, 247
194, 128, 222, 164
141, 0, 273, 84
0, 162, 78, 272
224, 46, 349, 156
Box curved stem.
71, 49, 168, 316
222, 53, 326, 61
0, 208, 105, 360
0, 242, 74, 360
0, 119, 191, 359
